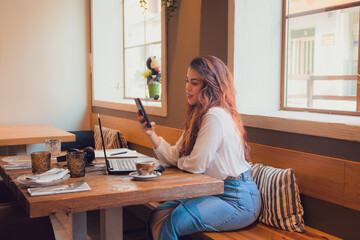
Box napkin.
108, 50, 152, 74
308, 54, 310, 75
95, 148, 139, 158
28, 181, 91, 197
25, 168, 69, 183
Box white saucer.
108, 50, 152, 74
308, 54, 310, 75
129, 171, 161, 181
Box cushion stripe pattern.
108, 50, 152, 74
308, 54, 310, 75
94, 125, 128, 150
251, 163, 305, 232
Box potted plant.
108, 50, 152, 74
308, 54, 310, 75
140, 0, 178, 21
142, 56, 161, 99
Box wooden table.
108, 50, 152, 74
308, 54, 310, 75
0, 158, 224, 240
0, 124, 75, 146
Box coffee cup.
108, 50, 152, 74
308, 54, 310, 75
135, 159, 155, 176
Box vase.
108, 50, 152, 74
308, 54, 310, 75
148, 83, 160, 99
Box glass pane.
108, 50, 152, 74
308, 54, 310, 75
289, 0, 358, 15
124, 0, 145, 47
146, 43, 161, 64
124, 47, 147, 99
146, 0, 161, 43
285, 7, 358, 111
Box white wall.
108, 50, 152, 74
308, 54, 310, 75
233, 0, 282, 113
0, 0, 91, 131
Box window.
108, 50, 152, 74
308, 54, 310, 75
282, 0, 360, 115
124, 0, 162, 99
231, 0, 360, 142
91, 0, 167, 116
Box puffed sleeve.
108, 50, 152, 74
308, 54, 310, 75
153, 134, 183, 166
177, 113, 223, 173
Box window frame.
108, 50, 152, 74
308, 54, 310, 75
91, 0, 167, 117
280, 0, 360, 116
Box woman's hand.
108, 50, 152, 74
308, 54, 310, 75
137, 110, 161, 149
137, 110, 155, 136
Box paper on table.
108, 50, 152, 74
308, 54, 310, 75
3, 155, 31, 170
95, 148, 138, 158
28, 182, 91, 197
4, 164, 31, 170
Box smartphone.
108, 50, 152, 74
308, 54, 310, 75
134, 98, 152, 128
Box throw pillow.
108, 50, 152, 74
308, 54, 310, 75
250, 163, 305, 232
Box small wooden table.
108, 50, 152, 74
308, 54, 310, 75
0, 124, 75, 146
0, 158, 224, 240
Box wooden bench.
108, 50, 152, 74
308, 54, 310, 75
91, 113, 360, 240
144, 202, 340, 240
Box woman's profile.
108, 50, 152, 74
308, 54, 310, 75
138, 55, 261, 240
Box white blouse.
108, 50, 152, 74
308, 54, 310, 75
154, 107, 250, 180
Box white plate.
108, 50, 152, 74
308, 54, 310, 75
17, 172, 70, 188
129, 171, 161, 181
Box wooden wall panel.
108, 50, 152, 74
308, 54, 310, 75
90, 113, 183, 149
345, 161, 360, 211
249, 143, 345, 207
91, 113, 360, 211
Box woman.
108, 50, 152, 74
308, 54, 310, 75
138, 56, 260, 240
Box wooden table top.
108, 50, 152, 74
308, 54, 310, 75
0, 124, 75, 146
0, 158, 224, 218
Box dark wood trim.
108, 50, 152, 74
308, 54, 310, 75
312, 95, 356, 101
288, 74, 357, 80
282, 106, 360, 116
311, 75, 357, 80
287, 1, 360, 19
249, 143, 360, 211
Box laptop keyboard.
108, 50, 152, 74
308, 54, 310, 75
109, 159, 136, 171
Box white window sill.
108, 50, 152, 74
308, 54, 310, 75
93, 99, 167, 117
240, 110, 360, 142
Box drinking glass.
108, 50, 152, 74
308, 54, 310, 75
31, 151, 51, 174
66, 152, 86, 178
45, 139, 61, 160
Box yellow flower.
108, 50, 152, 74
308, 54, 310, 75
142, 69, 151, 79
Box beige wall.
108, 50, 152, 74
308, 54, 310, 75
0, 0, 91, 132
0, 0, 228, 137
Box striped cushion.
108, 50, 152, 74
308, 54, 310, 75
94, 125, 128, 150
250, 163, 305, 232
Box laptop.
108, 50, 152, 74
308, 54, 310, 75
97, 114, 165, 175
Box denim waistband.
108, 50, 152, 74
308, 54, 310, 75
225, 169, 251, 181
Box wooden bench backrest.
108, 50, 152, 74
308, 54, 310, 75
91, 113, 360, 212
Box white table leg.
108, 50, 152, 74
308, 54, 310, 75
50, 212, 87, 240
69, 212, 87, 240
100, 207, 123, 240
49, 213, 69, 240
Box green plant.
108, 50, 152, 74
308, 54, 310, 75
140, 0, 178, 21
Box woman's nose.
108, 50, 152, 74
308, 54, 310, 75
185, 83, 191, 91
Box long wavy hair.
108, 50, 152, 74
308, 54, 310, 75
178, 56, 251, 162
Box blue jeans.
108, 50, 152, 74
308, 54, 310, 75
147, 169, 261, 240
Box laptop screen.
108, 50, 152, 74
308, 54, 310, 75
97, 114, 110, 168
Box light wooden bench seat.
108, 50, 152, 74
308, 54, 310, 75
192, 222, 341, 240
